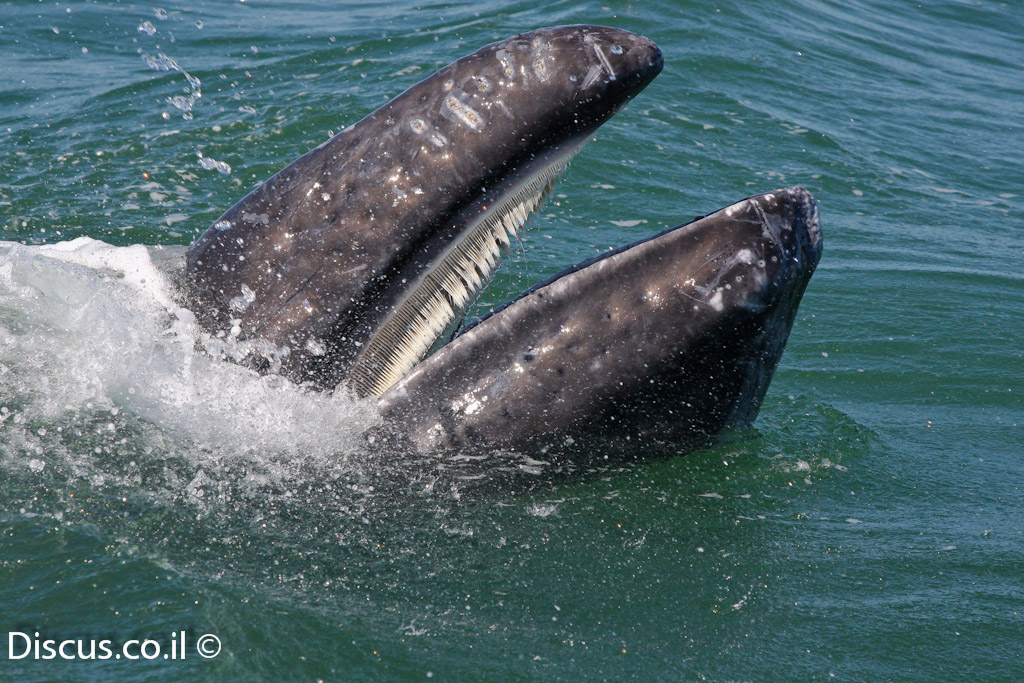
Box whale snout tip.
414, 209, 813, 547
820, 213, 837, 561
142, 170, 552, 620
634, 35, 663, 78
632, 32, 663, 70
788, 186, 823, 266
609, 28, 663, 79
568, 25, 663, 82
737, 186, 822, 275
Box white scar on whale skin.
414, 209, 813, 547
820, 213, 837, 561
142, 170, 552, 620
590, 43, 617, 81
441, 90, 485, 130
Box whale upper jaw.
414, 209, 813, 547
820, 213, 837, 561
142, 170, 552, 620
181, 25, 662, 395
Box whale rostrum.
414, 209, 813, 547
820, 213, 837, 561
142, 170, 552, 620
183, 26, 663, 396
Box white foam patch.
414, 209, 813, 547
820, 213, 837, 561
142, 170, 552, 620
0, 240, 379, 465
37, 237, 176, 309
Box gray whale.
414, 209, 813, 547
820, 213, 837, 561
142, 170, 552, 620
180, 26, 822, 457
183, 25, 663, 396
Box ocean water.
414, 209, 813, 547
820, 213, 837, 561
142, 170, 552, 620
1, 0, 1021, 680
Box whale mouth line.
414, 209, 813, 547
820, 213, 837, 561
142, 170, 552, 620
347, 135, 589, 398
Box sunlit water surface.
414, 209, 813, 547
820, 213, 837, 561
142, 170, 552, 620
1, 0, 1021, 679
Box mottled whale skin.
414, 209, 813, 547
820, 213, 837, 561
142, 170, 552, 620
183, 25, 662, 394
181, 28, 823, 460
378, 187, 822, 454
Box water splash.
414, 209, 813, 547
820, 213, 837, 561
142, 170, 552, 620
141, 52, 202, 120
197, 150, 231, 174
0, 239, 378, 475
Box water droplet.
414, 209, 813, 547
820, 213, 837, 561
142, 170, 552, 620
195, 20, 204, 29
213, 220, 232, 231
610, 44, 623, 55
167, 95, 192, 112
229, 296, 247, 312
197, 152, 231, 174
154, 8, 169, 20
138, 21, 156, 36
305, 338, 326, 356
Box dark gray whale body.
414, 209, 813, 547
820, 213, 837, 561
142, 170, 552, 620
185, 25, 663, 396
181, 26, 823, 459
380, 187, 821, 454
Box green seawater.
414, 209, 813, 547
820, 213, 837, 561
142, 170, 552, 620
1, 0, 1022, 680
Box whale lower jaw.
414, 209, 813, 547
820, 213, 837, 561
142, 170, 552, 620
378, 187, 822, 456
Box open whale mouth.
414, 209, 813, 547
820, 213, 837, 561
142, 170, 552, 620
347, 134, 588, 398
181, 25, 823, 456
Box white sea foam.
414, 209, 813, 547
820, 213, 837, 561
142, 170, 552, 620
0, 239, 379, 468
